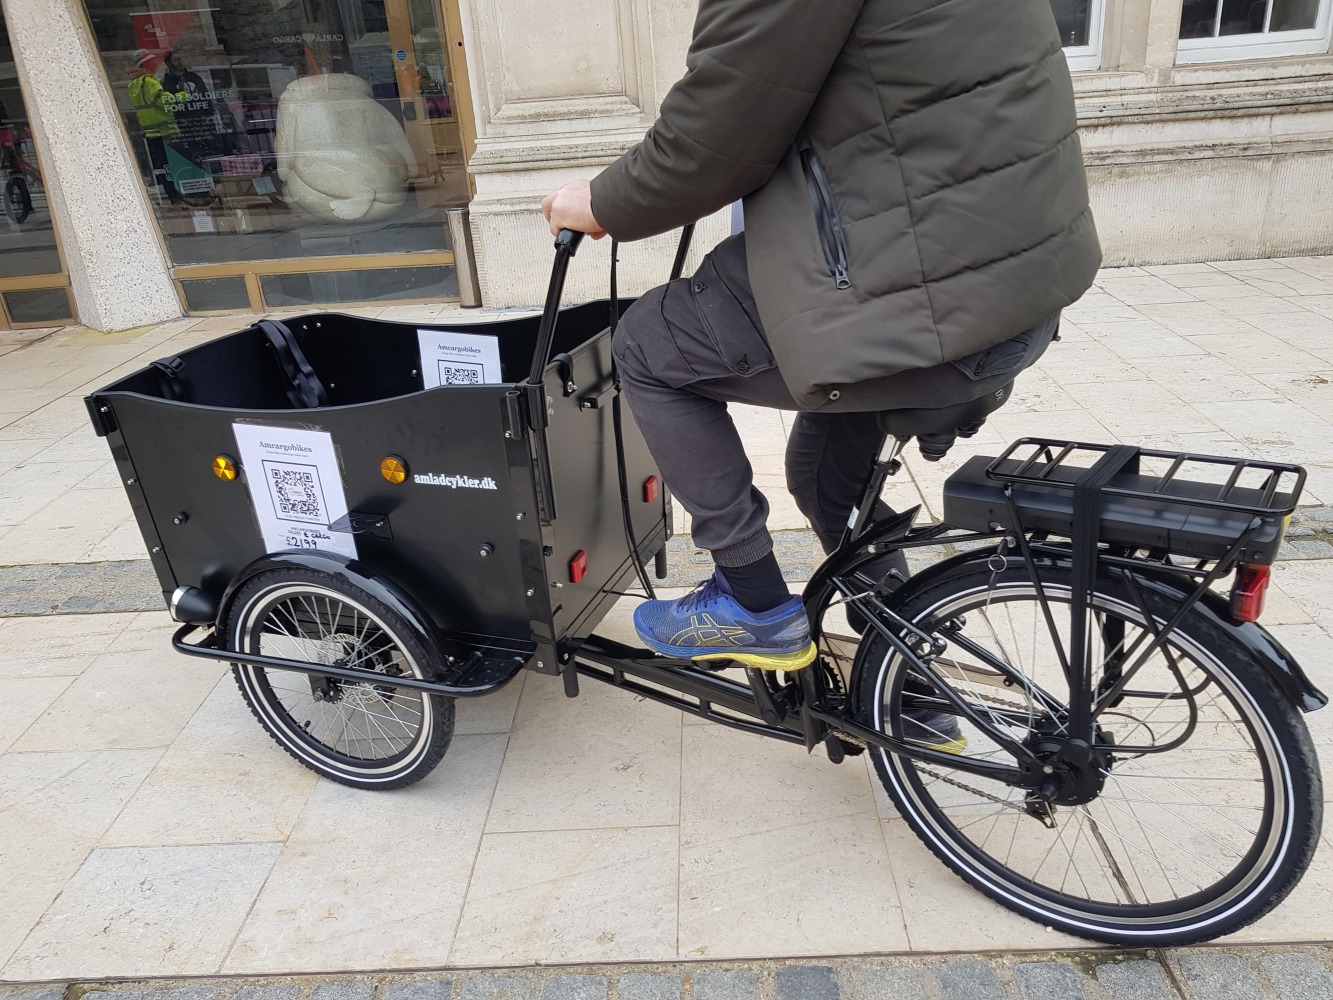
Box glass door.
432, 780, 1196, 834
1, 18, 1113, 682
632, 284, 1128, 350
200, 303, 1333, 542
85, 0, 474, 313
0, 8, 74, 327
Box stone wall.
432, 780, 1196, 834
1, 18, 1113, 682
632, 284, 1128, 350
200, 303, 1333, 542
456, 0, 1333, 305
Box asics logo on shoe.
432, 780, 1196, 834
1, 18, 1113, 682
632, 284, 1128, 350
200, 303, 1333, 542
669, 613, 752, 648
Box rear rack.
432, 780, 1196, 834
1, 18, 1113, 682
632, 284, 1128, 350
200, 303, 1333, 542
941, 438, 1306, 568
957, 438, 1309, 745
988, 438, 1305, 520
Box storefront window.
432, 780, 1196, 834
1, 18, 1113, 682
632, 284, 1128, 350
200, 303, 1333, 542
0, 11, 73, 326
1179, 0, 1332, 60
85, 0, 469, 283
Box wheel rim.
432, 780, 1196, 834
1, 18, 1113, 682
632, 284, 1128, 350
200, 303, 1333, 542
872, 579, 1291, 934
235, 583, 433, 772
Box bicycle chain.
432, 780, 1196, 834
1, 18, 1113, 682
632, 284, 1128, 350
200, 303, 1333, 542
834, 674, 1041, 815
914, 763, 1033, 814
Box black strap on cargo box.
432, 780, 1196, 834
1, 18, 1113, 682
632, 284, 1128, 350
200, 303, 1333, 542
257, 319, 328, 409
150, 355, 187, 401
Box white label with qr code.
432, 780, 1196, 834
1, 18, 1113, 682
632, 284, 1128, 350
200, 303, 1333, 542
232, 423, 358, 559
417, 328, 503, 388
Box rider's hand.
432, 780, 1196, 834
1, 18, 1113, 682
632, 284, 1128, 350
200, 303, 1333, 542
542, 179, 607, 240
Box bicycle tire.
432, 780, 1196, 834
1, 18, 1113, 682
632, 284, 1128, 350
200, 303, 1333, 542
854, 556, 1322, 945
223, 567, 455, 789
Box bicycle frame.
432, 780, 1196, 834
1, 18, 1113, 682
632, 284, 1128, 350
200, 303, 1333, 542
570, 419, 1328, 798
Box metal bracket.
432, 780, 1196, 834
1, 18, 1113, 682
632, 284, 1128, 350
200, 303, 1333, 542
326, 511, 393, 539
85, 397, 117, 436
501, 390, 526, 441
553, 352, 577, 397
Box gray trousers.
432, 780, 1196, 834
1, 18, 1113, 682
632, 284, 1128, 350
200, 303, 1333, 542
610, 233, 1056, 569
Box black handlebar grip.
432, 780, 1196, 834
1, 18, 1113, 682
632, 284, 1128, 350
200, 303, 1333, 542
556, 229, 586, 256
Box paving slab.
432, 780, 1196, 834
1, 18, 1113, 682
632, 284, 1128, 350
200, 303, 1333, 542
1, 260, 1333, 981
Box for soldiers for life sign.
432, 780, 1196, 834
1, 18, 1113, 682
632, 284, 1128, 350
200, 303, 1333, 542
232, 422, 358, 559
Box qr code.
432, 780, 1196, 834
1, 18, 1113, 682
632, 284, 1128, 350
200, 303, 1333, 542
437, 360, 483, 385
265, 462, 326, 523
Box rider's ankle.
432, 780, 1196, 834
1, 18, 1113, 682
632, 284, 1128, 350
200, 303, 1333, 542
718, 552, 791, 614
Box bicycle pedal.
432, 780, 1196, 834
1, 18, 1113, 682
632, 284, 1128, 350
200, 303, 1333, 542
823, 734, 865, 763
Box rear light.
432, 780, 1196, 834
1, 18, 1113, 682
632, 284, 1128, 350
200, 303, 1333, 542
569, 549, 588, 584
1229, 563, 1271, 623
643, 475, 659, 503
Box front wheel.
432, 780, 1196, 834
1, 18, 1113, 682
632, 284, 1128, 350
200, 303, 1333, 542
222, 567, 455, 789
855, 558, 1322, 945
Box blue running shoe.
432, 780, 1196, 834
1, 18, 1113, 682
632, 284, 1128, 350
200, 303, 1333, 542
901, 709, 968, 755
634, 570, 817, 671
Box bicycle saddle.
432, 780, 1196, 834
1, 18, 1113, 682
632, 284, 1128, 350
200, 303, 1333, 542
877, 381, 1014, 461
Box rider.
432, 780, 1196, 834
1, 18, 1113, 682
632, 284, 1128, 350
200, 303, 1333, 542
542, 0, 1102, 727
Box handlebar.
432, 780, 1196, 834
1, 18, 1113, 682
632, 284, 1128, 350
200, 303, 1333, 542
555, 228, 586, 256
527, 225, 690, 386
527, 229, 588, 385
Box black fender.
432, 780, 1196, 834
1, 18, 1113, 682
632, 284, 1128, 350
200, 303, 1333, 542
853, 546, 1327, 715
1144, 572, 1328, 714
802, 506, 921, 635
217, 550, 447, 669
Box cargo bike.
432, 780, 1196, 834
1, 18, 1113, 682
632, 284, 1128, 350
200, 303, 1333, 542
87, 230, 1325, 947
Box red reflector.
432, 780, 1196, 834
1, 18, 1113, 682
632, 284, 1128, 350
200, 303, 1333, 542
1230, 563, 1271, 623
570, 549, 588, 584
643, 475, 659, 503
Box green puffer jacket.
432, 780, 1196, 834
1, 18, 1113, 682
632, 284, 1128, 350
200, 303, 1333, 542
591, 0, 1102, 410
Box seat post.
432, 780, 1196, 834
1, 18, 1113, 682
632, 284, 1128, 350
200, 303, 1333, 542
839, 435, 909, 548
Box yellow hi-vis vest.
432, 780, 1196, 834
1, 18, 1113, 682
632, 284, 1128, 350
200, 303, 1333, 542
129, 73, 178, 138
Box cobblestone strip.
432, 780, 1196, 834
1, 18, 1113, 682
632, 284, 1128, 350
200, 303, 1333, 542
3, 949, 1333, 1000
7, 499, 1333, 618
0, 560, 162, 616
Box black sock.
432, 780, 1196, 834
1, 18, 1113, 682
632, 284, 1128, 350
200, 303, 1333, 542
719, 552, 792, 613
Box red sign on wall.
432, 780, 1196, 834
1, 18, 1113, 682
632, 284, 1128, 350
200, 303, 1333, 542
130, 10, 202, 66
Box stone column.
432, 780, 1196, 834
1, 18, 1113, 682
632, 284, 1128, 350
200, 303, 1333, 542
456, 0, 728, 307
3, 0, 182, 330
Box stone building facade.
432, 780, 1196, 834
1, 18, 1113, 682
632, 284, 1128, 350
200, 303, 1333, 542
0, 0, 1327, 330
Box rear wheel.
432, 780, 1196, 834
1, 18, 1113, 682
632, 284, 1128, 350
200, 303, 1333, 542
855, 558, 1321, 945
223, 567, 454, 789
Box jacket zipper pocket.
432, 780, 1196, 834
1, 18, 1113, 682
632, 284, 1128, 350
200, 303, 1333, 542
799, 141, 851, 290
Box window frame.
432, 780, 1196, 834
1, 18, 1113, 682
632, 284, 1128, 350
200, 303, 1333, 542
1059, 0, 1107, 71
1177, 0, 1333, 63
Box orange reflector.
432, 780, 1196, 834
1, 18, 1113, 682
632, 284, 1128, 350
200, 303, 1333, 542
380, 456, 408, 484
570, 549, 588, 584
1230, 563, 1271, 623
212, 455, 237, 481
643, 475, 659, 503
